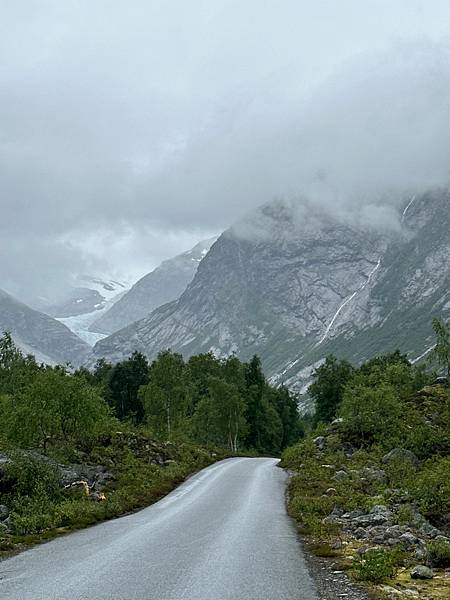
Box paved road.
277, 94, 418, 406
0, 457, 317, 600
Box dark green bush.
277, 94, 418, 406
354, 549, 397, 583
3, 453, 61, 501
410, 456, 450, 519
427, 540, 450, 568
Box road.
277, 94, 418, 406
0, 457, 317, 600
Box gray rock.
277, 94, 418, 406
332, 470, 349, 482
342, 509, 364, 520
354, 527, 368, 539
313, 436, 326, 451
382, 448, 420, 468
0, 505, 9, 520
384, 525, 404, 539
361, 467, 386, 482
414, 548, 428, 561
0, 453, 10, 465
399, 532, 420, 546
419, 521, 441, 538
410, 565, 433, 579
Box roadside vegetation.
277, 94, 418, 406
0, 333, 302, 555
282, 318, 450, 599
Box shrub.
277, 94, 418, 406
354, 549, 397, 583
339, 382, 405, 448
427, 540, 450, 568
3, 453, 61, 500
410, 456, 450, 519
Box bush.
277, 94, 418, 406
339, 382, 405, 448
354, 549, 397, 583
427, 540, 450, 568
3, 453, 61, 500
410, 456, 450, 519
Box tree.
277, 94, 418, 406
309, 355, 354, 424
108, 352, 149, 423
187, 352, 221, 411
431, 317, 450, 377
140, 351, 190, 438
192, 378, 246, 451
0, 332, 40, 395
2, 368, 111, 450
244, 355, 266, 448
266, 385, 303, 449
339, 382, 405, 447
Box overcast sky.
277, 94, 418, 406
1, 1, 449, 304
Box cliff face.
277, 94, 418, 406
93, 190, 450, 392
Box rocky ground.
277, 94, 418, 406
282, 390, 450, 600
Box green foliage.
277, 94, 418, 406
140, 351, 190, 439
309, 355, 354, 424
354, 549, 397, 583
431, 317, 450, 376
2, 453, 61, 500
339, 382, 405, 448
410, 456, 450, 519
0, 332, 41, 395
1, 368, 112, 450
191, 377, 246, 451
107, 352, 149, 423
427, 540, 450, 568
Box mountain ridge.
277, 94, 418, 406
91, 189, 449, 395
89, 238, 215, 335
0, 288, 91, 366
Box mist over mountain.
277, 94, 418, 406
1, 0, 449, 299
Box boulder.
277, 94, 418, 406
361, 467, 386, 482
382, 448, 420, 468
0, 504, 9, 520
399, 532, 420, 546
0, 453, 10, 465
313, 436, 326, 451
332, 470, 349, 482
410, 565, 433, 579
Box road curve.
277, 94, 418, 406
0, 457, 317, 600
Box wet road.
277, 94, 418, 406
0, 457, 317, 599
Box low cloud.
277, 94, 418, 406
0, 2, 449, 304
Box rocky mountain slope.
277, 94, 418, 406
93, 190, 450, 392
89, 239, 215, 335
0, 289, 91, 366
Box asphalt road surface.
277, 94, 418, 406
0, 457, 317, 599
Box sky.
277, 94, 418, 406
1, 0, 449, 304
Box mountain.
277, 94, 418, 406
40, 277, 128, 318
0, 289, 91, 366
92, 190, 450, 394
89, 239, 215, 335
